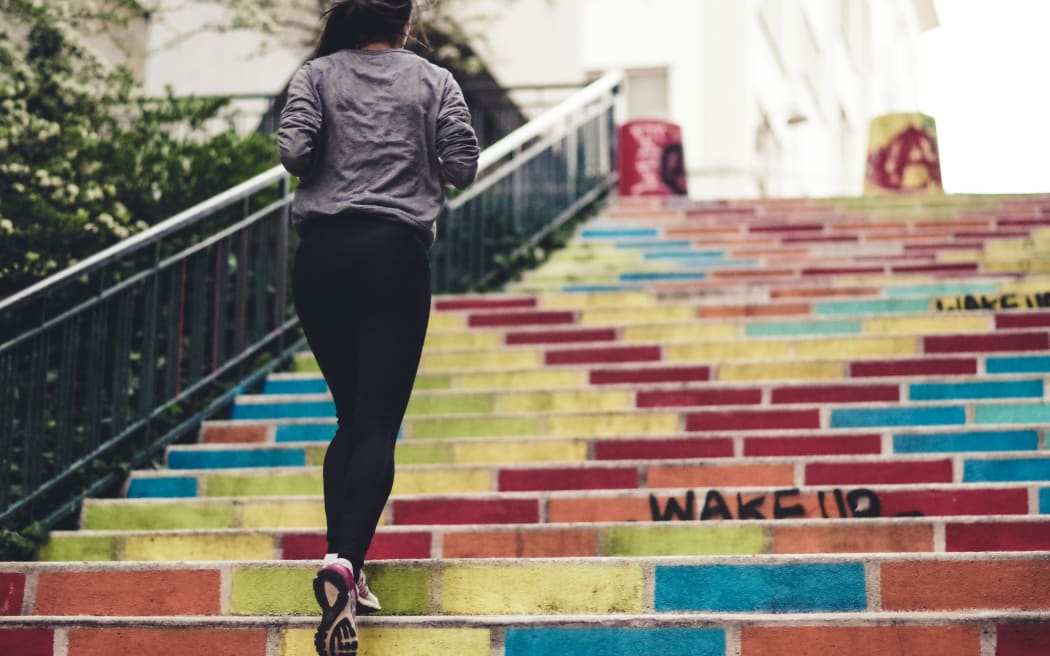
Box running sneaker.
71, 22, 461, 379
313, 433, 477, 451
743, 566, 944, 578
322, 554, 381, 613
313, 558, 358, 656
355, 570, 381, 614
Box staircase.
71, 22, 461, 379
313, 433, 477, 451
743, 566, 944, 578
6, 192, 1050, 654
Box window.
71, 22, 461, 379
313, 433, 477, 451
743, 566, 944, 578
626, 68, 670, 121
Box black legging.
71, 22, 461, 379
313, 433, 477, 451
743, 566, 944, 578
292, 213, 431, 577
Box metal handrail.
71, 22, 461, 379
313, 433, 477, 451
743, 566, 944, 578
0, 167, 289, 316
461, 71, 623, 199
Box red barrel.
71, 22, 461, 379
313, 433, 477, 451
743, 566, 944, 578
618, 120, 688, 196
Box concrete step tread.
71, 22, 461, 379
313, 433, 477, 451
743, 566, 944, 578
5, 609, 1049, 627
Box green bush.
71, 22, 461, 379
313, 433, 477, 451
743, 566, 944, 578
0, 0, 278, 298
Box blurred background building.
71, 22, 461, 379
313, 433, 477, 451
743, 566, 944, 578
104, 0, 938, 199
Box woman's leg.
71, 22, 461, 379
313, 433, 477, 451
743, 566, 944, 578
292, 217, 431, 576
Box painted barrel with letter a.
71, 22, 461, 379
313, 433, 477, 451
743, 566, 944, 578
865, 112, 944, 195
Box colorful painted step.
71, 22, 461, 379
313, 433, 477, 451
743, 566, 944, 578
77, 482, 1050, 531
39, 515, 1050, 563
193, 426, 1047, 466
7, 554, 1050, 618
3, 613, 1050, 656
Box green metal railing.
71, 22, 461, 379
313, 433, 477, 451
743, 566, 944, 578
0, 71, 621, 533
0, 171, 302, 532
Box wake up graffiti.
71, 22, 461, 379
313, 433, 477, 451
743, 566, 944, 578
649, 487, 924, 522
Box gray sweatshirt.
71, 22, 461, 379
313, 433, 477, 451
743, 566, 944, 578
278, 48, 480, 245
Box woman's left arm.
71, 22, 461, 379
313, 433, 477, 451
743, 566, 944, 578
278, 63, 323, 178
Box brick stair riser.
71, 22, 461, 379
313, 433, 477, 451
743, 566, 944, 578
39, 516, 1050, 563
6, 555, 1050, 619
3, 614, 1050, 656
77, 482, 1050, 531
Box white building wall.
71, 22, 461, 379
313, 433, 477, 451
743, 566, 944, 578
464, 0, 935, 199
120, 0, 934, 199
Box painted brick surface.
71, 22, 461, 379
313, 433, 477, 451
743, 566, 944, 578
806, 460, 954, 485
831, 406, 965, 428
504, 628, 726, 656
638, 388, 763, 408
498, 467, 638, 492
893, 430, 1039, 453
773, 523, 934, 554
946, 522, 1050, 552
771, 384, 899, 404
590, 366, 710, 384
594, 437, 735, 460
744, 435, 882, 457
0, 572, 25, 616
910, 380, 1043, 401
873, 487, 1029, 516
741, 625, 979, 655
440, 564, 645, 614
655, 563, 866, 612
442, 528, 598, 558
686, 409, 821, 432
881, 560, 1050, 610
68, 628, 267, 656
964, 458, 1050, 482
34, 570, 220, 616
924, 332, 1050, 354
996, 624, 1050, 656
391, 499, 539, 525
850, 357, 977, 377
546, 345, 661, 365
0, 629, 52, 656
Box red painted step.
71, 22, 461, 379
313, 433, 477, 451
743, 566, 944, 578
468, 311, 575, 327
996, 312, 1050, 329
879, 488, 1029, 517
802, 266, 883, 276
686, 409, 821, 432
434, 298, 536, 311
805, 460, 954, 486
997, 624, 1050, 656
390, 498, 539, 525
744, 434, 883, 457
593, 437, 735, 460
637, 388, 762, 408
850, 358, 978, 377
590, 366, 710, 385
0, 629, 51, 656
892, 262, 980, 274
924, 332, 1050, 354
547, 345, 661, 365
499, 467, 639, 492
0, 573, 25, 616
506, 328, 617, 345
770, 384, 899, 404
947, 521, 1050, 552
282, 531, 432, 561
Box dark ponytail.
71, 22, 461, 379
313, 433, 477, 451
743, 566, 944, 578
311, 0, 418, 60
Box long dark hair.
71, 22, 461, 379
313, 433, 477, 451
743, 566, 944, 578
311, 0, 419, 59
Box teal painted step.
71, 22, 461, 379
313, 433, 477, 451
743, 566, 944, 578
505, 627, 724, 656
893, 430, 1040, 454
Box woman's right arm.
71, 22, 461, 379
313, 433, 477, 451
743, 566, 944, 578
436, 72, 480, 189
278, 64, 323, 179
